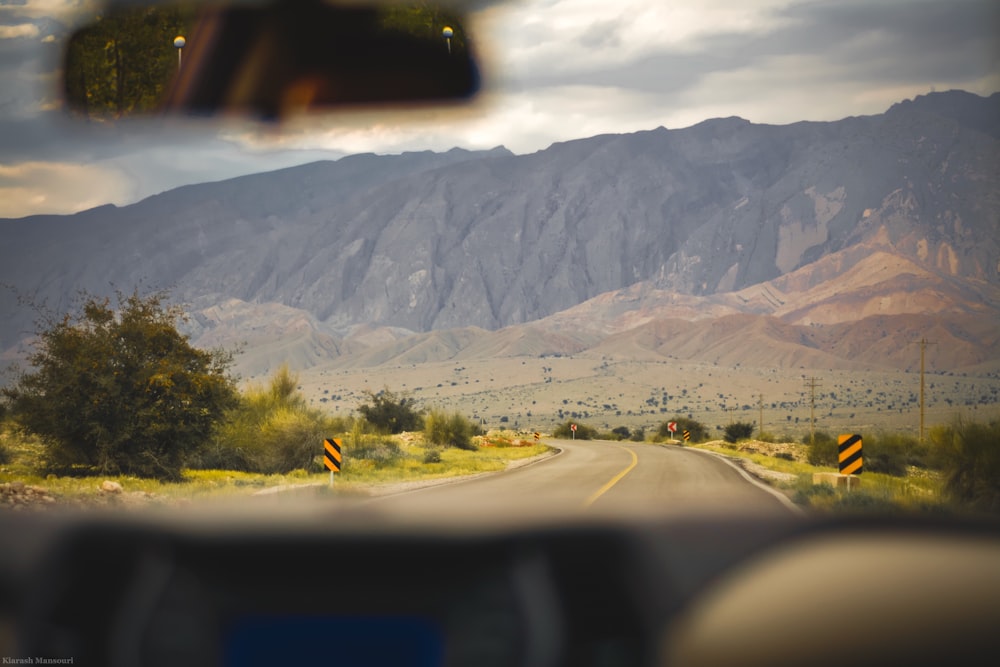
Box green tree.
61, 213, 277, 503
723, 422, 755, 444
357, 387, 424, 434
64, 6, 194, 118
657, 417, 708, 442
2, 290, 237, 480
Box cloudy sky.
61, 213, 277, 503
1, 0, 997, 218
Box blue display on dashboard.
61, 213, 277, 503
224, 615, 444, 667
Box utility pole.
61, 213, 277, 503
918, 338, 937, 444
758, 393, 764, 439
804, 377, 822, 447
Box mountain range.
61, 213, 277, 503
2, 89, 998, 379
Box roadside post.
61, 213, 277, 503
813, 433, 863, 491
324, 437, 342, 486
570, 423, 577, 440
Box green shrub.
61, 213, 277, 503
198, 366, 340, 474
804, 431, 918, 476
790, 474, 836, 507
424, 409, 476, 450
656, 417, 707, 442
357, 387, 424, 434
723, 422, 755, 443
629, 428, 646, 442
610, 426, 631, 441
930, 418, 1000, 513
422, 449, 442, 464
806, 431, 838, 466
553, 422, 597, 439
864, 432, 919, 476
347, 436, 403, 468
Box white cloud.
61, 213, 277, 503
0, 24, 40, 40
0, 161, 132, 217
0, 0, 997, 217
492, 0, 792, 80
0, 1, 97, 20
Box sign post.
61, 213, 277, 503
668, 421, 678, 442
838, 434, 863, 477
570, 423, 577, 440
324, 437, 342, 486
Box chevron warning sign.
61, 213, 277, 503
324, 437, 342, 472
838, 434, 863, 475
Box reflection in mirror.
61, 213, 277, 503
63, 1, 480, 120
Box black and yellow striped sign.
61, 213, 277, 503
534, 432, 541, 441
838, 434, 863, 475
324, 437, 342, 472
683, 430, 691, 441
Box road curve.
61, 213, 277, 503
363, 439, 797, 523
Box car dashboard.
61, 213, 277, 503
1, 509, 999, 667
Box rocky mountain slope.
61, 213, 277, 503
1, 90, 998, 377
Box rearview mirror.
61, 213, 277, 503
63, 1, 481, 121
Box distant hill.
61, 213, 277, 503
2, 90, 998, 378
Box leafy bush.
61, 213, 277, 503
630, 428, 646, 442
347, 436, 403, 468
804, 431, 918, 476
610, 426, 631, 441
422, 449, 442, 464
357, 388, 424, 434
424, 409, 476, 450
2, 289, 237, 480
806, 431, 838, 466
864, 432, 919, 476
931, 418, 1000, 513
656, 417, 707, 442
791, 475, 836, 507
553, 422, 597, 439
199, 366, 340, 474
723, 422, 755, 443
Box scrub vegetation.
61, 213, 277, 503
0, 289, 995, 514
0, 291, 548, 506
695, 418, 1000, 516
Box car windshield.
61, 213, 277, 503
0, 0, 998, 523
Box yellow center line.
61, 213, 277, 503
583, 447, 638, 508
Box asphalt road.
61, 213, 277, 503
364, 440, 799, 523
